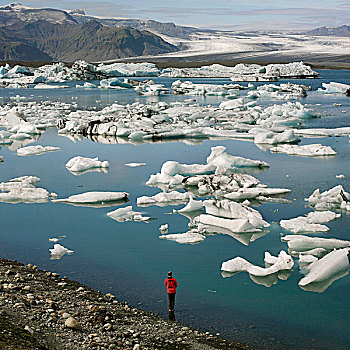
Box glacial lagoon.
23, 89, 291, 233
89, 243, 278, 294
1, 70, 350, 349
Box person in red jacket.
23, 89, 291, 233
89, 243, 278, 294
165, 271, 178, 312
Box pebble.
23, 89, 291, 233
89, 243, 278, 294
65, 317, 82, 331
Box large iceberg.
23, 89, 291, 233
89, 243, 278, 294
298, 248, 349, 288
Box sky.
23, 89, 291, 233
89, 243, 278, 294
2, 0, 350, 30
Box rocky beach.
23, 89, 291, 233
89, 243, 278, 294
0, 258, 256, 350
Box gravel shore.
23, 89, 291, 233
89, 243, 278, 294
0, 258, 257, 350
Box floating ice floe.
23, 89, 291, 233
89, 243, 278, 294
76, 82, 97, 89
65, 156, 109, 174
17, 145, 60, 156
305, 185, 350, 211
195, 214, 260, 233
159, 224, 168, 233
161, 62, 317, 79
203, 199, 269, 228
336, 174, 345, 179
224, 187, 291, 201
221, 250, 294, 278
100, 78, 133, 89
318, 82, 350, 94
137, 191, 191, 207
34, 83, 70, 89
207, 146, 269, 169
125, 162, 146, 167
280, 211, 341, 234
298, 248, 349, 291
253, 130, 299, 145
0, 175, 54, 203
53, 191, 128, 207
107, 205, 150, 222
159, 229, 205, 244
281, 235, 350, 252
270, 144, 336, 157
49, 244, 74, 260
294, 126, 350, 138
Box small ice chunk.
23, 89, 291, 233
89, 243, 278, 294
159, 229, 205, 244
137, 191, 191, 207
49, 244, 74, 260
66, 156, 109, 173
336, 174, 345, 179
125, 163, 146, 167
159, 224, 168, 233
107, 205, 149, 222
17, 145, 60, 156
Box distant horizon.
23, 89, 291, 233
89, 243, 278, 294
0, 1, 349, 31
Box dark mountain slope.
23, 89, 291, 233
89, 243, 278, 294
0, 20, 177, 61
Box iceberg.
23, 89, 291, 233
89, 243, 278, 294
254, 130, 299, 145
270, 144, 336, 157
207, 146, 269, 169
49, 244, 74, 260
298, 248, 349, 288
195, 214, 257, 233
305, 185, 350, 211
107, 205, 149, 222
281, 235, 350, 252
204, 199, 269, 228
0, 176, 52, 203
17, 145, 60, 156
125, 162, 146, 167
318, 82, 350, 94
53, 191, 128, 206
159, 229, 205, 244
280, 210, 340, 234
221, 250, 294, 277
137, 191, 191, 207
66, 156, 109, 173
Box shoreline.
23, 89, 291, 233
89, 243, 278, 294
0, 257, 257, 350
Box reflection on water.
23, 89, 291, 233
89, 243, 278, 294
299, 269, 349, 293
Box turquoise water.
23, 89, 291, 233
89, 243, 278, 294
0, 70, 350, 349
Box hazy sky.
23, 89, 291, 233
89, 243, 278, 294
3, 1, 350, 30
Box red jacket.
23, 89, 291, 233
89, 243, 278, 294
165, 277, 178, 293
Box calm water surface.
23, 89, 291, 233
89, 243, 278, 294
0, 70, 350, 349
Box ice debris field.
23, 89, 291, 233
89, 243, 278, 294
0, 60, 350, 297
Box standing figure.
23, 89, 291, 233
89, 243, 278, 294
165, 271, 178, 312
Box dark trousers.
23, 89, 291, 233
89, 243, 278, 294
168, 293, 176, 311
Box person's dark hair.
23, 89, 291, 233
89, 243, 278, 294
168, 271, 172, 277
